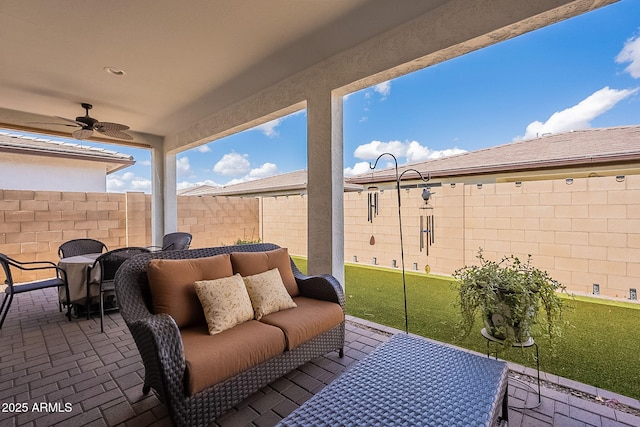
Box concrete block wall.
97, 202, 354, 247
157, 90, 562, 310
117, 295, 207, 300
0, 190, 258, 283
261, 195, 307, 256
0, 189, 128, 283
261, 175, 640, 299
3, 174, 638, 299
176, 195, 259, 248
463, 175, 640, 299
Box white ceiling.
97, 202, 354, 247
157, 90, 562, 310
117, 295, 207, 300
0, 0, 449, 143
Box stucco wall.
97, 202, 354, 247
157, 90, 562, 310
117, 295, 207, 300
0, 153, 108, 192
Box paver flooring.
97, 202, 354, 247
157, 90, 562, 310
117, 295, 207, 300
1, 288, 638, 426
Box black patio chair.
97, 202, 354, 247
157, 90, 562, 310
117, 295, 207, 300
0, 253, 71, 329
86, 247, 151, 332
161, 232, 192, 251
58, 238, 108, 259
148, 232, 193, 251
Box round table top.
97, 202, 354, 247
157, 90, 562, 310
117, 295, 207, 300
59, 253, 102, 265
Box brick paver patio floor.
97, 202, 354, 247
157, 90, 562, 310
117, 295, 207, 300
1, 288, 639, 426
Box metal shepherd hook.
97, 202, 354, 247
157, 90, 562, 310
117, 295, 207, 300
369, 153, 430, 333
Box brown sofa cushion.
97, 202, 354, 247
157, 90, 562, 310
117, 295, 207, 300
259, 296, 344, 350
147, 254, 233, 328
181, 321, 286, 395
230, 248, 299, 296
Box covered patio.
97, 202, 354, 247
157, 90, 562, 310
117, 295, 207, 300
0, 0, 620, 284
2, 2, 637, 426
1, 288, 639, 426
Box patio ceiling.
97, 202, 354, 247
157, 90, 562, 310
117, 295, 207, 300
0, 0, 617, 149
0, 0, 452, 145
0, 0, 619, 279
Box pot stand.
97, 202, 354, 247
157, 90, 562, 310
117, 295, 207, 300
481, 327, 541, 409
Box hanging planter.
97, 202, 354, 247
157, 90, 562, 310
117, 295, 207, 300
453, 249, 568, 350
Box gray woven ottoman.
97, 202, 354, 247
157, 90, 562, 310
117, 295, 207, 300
278, 333, 508, 426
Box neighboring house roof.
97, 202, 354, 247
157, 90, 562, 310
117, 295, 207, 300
347, 126, 640, 184
178, 169, 363, 197
0, 131, 135, 173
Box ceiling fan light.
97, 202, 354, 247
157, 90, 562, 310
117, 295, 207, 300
104, 66, 126, 76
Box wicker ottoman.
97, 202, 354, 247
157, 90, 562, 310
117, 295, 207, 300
278, 333, 509, 426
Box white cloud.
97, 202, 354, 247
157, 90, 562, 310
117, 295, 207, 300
354, 140, 408, 160
140, 160, 151, 166
122, 171, 135, 181
346, 140, 466, 175
248, 163, 278, 179
344, 161, 372, 177
106, 176, 126, 192
518, 86, 638, 140
405, 141, 467, 162
255, 118, 281, 138
353, 139, 465, 162
222, 177, 247, 186
177, 179, 220, 191
107, 172, 152, 193
176, 156, 192, 177
373, 81, 391, 97
616, 32, 640, 78
197, 144, 212, 153
252, 110, 306, 137
213, 152, 250, 176
130, 178, 152, 192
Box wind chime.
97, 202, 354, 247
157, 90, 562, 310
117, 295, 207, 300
367, 184, 379, 245
419, 187, 435, 257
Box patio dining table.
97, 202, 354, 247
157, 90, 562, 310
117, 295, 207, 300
57, 253, 101, 304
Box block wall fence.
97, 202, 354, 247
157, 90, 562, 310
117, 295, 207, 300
2, 174, 639, 299
261, 174, 640, 300
0, 190, 258, 283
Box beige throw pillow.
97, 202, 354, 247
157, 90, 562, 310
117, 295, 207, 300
243, 268, 297, 320
194, 274, 254, 335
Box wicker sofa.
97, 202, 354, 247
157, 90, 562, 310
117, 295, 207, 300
115, 243, 345, 427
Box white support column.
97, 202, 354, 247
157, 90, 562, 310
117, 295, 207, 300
163, 151, 178, 238
307, 89, 344, 286
150, 143, 164, 248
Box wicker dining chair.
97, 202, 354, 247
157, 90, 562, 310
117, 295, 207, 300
160, 232, 192, 251
86, 247, 150, 332
58, 238, 108, 259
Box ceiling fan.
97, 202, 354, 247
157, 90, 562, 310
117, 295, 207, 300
46, 103, 133, 141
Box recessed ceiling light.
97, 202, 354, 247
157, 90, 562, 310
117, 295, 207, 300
104, 66, 126, 76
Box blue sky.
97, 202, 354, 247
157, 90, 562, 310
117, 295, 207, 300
11, 1, 640, 193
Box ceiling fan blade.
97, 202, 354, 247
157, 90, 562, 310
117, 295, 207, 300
96, 121, 130, 131
27, 121, 79, 128
72, 128, 94, 140
55, 116, 84, 127
97, 128, 134, 140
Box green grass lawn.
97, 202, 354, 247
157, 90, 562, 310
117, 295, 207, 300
292, 257, 640, 400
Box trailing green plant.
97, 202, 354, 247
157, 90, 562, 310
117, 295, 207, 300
453, 248, 569, 350
234, 237, 262, 245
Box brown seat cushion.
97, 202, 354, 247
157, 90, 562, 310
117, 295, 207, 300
181, 321, 286, 395
147, 254, 233, 328
230, 248, 299, 296
259, 296, 344, 350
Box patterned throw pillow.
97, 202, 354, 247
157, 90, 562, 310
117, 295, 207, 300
194, 274, 254, 335
243, 268, 297, 320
